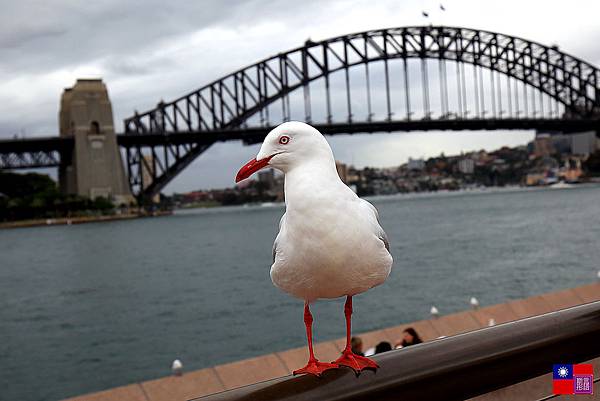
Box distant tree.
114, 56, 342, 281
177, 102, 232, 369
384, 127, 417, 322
0, 171, 57, 198
0, 172, 116, 221
583, 150, 600, 175
92, 196, 114, 212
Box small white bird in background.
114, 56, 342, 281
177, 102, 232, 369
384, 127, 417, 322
171, 359, 183, 376
236, 122, 393, 376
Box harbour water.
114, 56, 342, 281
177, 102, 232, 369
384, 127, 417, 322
2, 185, 600, 401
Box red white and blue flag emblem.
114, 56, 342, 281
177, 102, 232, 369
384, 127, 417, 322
553, 364, 594, 395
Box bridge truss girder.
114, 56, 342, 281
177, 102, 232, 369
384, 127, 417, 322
0, 137, 73, 170
122, 26, 600, 200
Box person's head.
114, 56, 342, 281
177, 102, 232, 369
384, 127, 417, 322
350, 336, 363, 354
374, 341, 392, 354
402, 327, 422, 345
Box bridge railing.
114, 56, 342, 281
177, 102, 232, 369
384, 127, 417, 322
0, 136, 73, 169
193, 301, 600, 401
124, 26, 600, 137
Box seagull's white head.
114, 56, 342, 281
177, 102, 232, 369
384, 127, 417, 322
235, 121, 334, 182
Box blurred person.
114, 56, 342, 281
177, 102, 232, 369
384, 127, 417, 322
350, 336, 364, 356
374, 341, 392, 354
395, 327, 423, 348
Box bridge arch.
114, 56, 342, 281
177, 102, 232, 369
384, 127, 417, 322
123, 26, 600, 199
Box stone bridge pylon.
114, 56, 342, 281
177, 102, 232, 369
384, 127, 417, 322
59, 79, 134, 205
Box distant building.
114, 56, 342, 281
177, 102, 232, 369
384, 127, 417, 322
183, 191, 210, 203
257, 169, 276, 189
457, 158, 475, 174
336, 161, 348, 183
472, 150, 489, 163
525, 156, 560, 186
571, 131, 597, 156
273, 175, 285, 202
142, 155, 160, 203
346, 167, 362, 184
539, 156, 559, 170
525, 172, 546, 186
559, 157, 583, 182
550, 135, 572, 155
407, 158, 425, 171
370, 178, 397, 195
533, 134, 555, 157
492, 158, 509, 171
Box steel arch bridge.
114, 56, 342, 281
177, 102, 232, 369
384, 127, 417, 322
2, 26, 600, 201
122, 25, 600, 199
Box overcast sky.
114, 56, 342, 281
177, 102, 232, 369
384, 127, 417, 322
2, 0, 600, 193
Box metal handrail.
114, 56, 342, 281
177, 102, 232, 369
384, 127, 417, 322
193, 301, 600, 401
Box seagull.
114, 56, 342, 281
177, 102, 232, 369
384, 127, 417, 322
235, 121, 393, 376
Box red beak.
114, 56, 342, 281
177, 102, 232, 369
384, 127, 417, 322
235, 156, 272, 183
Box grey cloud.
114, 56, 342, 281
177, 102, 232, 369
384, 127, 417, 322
0, 0, 321, 74
102, 57, 171, 76
0, 26, 66, 49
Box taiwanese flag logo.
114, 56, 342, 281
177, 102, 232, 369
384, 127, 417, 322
553, 364, 594, 395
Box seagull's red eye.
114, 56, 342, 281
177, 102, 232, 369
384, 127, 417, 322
279, 135, 290, 145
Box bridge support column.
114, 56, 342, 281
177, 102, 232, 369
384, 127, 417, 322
59, 79, 134, 205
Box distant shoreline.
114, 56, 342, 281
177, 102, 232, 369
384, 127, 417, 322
174, 182, 600, 214
5, 182, 598, 226
0, 210, 172, 229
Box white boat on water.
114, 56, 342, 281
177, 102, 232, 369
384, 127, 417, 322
549, 181, 575, 189
260, 202, 284, 207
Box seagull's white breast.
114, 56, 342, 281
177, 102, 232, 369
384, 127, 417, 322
270, 177, 392, 301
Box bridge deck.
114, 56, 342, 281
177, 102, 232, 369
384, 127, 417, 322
63, 281, 600, 401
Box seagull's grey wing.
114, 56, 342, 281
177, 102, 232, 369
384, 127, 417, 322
272, 213, 286, 263
359, 199, 390, 252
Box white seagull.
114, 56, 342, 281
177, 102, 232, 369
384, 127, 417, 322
235, 121, 393, 376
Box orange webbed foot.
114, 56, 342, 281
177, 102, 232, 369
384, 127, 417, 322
333, 350, 379, 374
293, 358, 339, 377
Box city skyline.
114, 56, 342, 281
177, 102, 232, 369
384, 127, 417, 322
3, 0, 600, 192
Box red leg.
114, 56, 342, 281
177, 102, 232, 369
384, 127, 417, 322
293, 301, 338, 376
332, 296, 379, 374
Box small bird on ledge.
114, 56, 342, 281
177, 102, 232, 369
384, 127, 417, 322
236, 121, 393, 376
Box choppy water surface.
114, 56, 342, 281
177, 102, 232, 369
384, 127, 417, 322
2, 185, 600, 401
